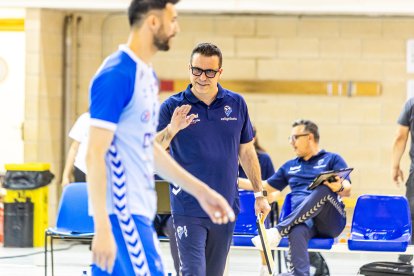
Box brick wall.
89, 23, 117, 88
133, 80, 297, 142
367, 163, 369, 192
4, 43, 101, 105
27, 11, 414, 221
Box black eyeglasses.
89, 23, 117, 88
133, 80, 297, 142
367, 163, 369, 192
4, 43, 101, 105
288, 133, 310, 143
191, 66, 220, 78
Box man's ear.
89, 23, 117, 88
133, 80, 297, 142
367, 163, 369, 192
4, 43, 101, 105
146, 13, 161, 32
218, 68, 223, 80
309, 133, 314, 141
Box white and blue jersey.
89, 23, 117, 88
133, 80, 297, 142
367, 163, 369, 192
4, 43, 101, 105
89, 45, 163, 276
158, 84, 254, 217
267, 150, 349, 210
89, 45, 159, 219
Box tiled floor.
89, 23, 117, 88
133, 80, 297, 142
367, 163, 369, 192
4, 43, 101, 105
0, 241, 403, 276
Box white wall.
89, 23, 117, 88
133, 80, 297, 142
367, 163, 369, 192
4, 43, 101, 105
0, 20, 25, 172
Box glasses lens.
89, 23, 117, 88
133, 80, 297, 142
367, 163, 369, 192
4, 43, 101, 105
205, 70, 217, 78
191, 67, 202, 76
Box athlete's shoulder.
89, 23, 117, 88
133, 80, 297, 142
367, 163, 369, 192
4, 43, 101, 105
321, 150, 342, 159
281, 158, 299, 170
95, 50, 136, 80
222, 87, 245, 103
404, 97, 414, 109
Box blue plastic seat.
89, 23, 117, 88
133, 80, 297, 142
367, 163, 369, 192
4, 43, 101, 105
278, 193, 335, 249
232, 190, 258, 246
44, 182, 94, 276
232, 190, 278, 246
348, 194, 411, 252
234, 190, 258, 234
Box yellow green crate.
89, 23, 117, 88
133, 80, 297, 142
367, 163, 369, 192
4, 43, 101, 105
4, 163, 50, 171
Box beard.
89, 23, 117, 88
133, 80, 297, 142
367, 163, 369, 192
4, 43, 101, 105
153, 27, 171, 51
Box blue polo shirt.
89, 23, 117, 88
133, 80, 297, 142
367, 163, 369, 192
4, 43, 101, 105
158, 84, 254, 217
267, 150, 349, 211
397, 97, 414, 171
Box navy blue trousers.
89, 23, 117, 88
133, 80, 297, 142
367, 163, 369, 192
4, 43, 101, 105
399, 171, 414, 263
277, 185, 346, 276
172, 214, 236, 276
405, 171, 414, 243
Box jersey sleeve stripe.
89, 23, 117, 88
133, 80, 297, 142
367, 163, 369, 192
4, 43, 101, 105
90, 118, 117, 131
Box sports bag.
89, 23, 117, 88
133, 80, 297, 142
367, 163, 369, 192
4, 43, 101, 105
358, 261, 414, 275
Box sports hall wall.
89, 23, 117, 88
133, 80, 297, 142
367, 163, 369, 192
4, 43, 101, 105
24, 8, 412, 221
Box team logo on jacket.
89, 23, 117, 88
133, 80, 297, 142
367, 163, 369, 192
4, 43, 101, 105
288, 165, 301, 174
314, 158, 327, 169
190, 113, 201, 124
177, 226, 188, 239
224, 105, 232, 116
221, 105, 237, 121
141, 110, 151, 123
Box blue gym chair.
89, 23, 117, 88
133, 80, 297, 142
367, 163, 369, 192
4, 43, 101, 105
232, 191, 260, 246
232, 190, 278, 246
44, 182, 94, 276
348, 194, 412, 252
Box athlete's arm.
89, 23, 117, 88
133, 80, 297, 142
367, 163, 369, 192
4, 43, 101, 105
86, 126, 117, 273
155, 104, 195, 149
392, 125, 409, 186
239, 141, 271, 217
61, 140, 80, 187
154, 142, 235, 224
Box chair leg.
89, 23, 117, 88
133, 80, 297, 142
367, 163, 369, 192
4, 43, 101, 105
44, 232, 48, 276
51, 237, 54, 276
277, 250, 282, 273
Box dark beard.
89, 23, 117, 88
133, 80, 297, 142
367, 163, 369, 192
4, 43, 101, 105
153, 33, 170, 51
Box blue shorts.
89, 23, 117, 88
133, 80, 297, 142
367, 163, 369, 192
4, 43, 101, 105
92, 214, 164, 276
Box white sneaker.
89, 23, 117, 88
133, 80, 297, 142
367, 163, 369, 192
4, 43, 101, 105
251, 228, 282, 250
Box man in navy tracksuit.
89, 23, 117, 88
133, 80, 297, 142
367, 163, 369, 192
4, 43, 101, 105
156, 42, 270, 276
240, 119, 351, 276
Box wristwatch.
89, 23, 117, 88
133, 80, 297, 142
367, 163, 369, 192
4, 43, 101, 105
254, 190, 267, 198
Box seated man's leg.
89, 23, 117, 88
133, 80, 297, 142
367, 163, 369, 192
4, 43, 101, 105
92, 215, 164, 276
205, 219, 236, 276
173, 214, 208, 276
277, 185, 342, 237
252, 185, 340, 249
287, 224, 314, 276
312, 193, 346, 238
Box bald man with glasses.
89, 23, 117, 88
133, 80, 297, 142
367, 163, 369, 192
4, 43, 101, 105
240, 119, 352, 276
156, 42, 270, 276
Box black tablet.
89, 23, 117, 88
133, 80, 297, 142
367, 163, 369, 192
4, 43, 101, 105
307, 167, 353, 190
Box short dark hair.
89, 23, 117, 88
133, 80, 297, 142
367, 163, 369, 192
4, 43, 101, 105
128, 0, 180, 27
190, 42, 223, 68
292, 119, 320, 143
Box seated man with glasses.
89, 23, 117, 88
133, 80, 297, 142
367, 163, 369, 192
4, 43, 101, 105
239, 119, 352, 276
156, 42, 270, 276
